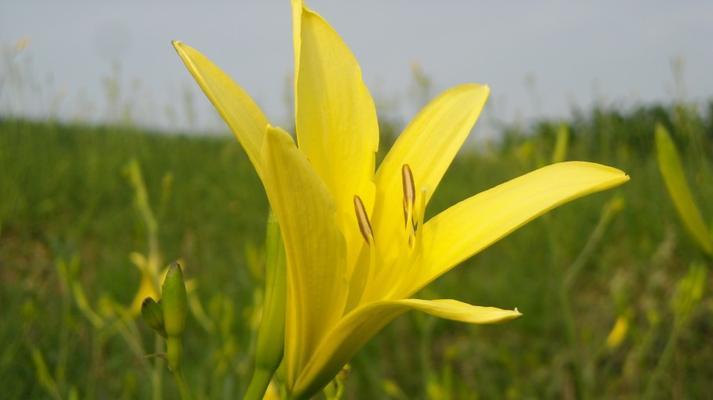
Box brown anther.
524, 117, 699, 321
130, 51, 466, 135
353, 195, 374, 244
402, 164, 416, 227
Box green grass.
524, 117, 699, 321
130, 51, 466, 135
1, 100, 712, 399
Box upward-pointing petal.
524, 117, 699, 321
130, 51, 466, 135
292, 2, 379, 276
375, 84, 489, 211
173, 41, 268, 178
365, 84, 489, 301
409, 162, 629, 296
260, 126, 348, 388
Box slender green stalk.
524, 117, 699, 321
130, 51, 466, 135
30, 348, 62, 400
556, 197, 622, 399
151, 335, 163, 400
643, 321, 681, 400
564, 198, 622, 289
245, 368, 274, 400
172, 368, 193, 400
557, 280, 584, 399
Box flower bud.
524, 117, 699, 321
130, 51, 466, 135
141, 297, 166, 338
244, 212, 286, 400
162, 262, 188, 337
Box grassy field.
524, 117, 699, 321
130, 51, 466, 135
1, 100, 712, 399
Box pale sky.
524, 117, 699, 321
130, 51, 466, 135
1, 0, 712, 135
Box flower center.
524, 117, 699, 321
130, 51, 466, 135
350, 164, 429, 302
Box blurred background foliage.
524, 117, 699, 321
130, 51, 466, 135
2, 48, 713, 399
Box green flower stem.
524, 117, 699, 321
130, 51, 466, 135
557, 282, 583, 398
171, 368, 193, 400
166, 337, 183, 373
643, 320, 681, 400
244, 368, 274, 400
151, 334, 163, 400
556, 198, 622, 399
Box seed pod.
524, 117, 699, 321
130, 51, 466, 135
162, 262, 188, 337
140, 297, 166, 337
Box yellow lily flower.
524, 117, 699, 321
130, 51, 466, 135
173, 1, 629, 397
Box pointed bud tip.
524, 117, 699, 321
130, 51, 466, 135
166, 261, 184, 277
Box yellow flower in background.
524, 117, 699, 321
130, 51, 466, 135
174, 0, 629, 397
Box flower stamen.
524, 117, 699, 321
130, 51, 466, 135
402, 164, 416, 230
353, 195, 374, 245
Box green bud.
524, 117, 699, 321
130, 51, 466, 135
244, 212, 287, 400
141, 297, 166, 337
255, 213, 286, 367
162, 262, 188, 337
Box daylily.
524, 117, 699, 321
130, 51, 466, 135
174, 0, 629, 397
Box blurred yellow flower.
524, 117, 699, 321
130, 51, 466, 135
174, 0, 629, 397
605, 315, 629, 349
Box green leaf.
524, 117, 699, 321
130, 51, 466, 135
655, 124, 713, 255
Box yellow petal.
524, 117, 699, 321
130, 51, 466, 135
260, 126, 348, 387
655, 124, 713, 255
413, 162, 629, 294
294, 299, 520, 398
292, 3, 379, 275
129, 274, 159, 316
370, 85, 489, 263
173, 41, 268, 177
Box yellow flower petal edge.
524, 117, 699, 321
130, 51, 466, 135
173, 41, 268, 177
292, 1, 379, 278
655, 124, 713, 255
413, 162, 630, 294
260, 126, 348, 386
294, 299, 521, 398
